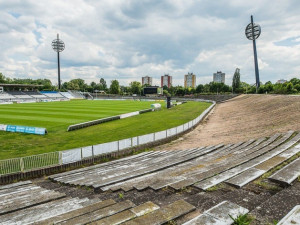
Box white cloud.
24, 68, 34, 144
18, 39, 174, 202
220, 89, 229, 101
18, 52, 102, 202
0, 0, 300, 87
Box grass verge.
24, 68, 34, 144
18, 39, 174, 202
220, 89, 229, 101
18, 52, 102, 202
0, 100, 211, 159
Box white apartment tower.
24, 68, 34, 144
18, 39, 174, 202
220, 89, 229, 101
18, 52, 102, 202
184, 72, 196, 88
142, 76, 152, 86
213, 71, 225, 83
161, 74, 172, 88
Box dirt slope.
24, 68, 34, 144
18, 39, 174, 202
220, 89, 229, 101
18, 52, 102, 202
156, 94, 300, 150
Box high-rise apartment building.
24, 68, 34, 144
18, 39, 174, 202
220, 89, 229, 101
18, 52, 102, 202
161, 74, 172, 88
142, 76, 152, 86
213, 71, 225, 83
184, 72, 196, 88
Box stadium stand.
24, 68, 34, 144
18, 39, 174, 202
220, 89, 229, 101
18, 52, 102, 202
6, 91, 33, 99
23, 91, 47, 99
40, 91, 65, 99
68, 90, 85, 99
60, 92, 75, 99
48, 131, 300, 193
0, 181, 195, 225
0, 92, 15, 100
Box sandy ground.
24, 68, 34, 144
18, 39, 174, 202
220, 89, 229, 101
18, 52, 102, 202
155, 94, 300, 150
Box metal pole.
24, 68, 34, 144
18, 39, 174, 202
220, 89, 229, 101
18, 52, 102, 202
57, 51, 61, 90
251, 15, 260, 93
57, 34, 61, 90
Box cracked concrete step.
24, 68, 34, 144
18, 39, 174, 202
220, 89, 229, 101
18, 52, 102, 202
93, 146, 223, 191
122, 199, 195, 225
59, 200, 136, 225
0, 184, 66, 215
277, 205, 300, 225
53, 151, 171, 184
142, 144, 244, 191
82, 149, 202, 187
193, 132, 299, 190
0, 197, 95, 225
170, 133, 281, 190
53, 149, 192, 185
226, 143, 300, 188
116, 136, 268, 192
49, 151, 159, 180
0, 184, 40, 199
123, 146, 223, 192
0, 180, 32, 190
100, 147, 221, 192
90, 201, 160, 225
144, 141, 261, 191
34, 199, 116, 225
269, 156, 300, 186
183, 201, 249, 225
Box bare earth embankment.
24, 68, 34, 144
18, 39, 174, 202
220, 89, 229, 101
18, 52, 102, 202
156, 94, 300, 150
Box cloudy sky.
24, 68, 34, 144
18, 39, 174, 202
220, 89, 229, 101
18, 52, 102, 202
0, 0, 300, 87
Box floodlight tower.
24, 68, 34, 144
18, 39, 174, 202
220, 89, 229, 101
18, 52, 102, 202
245, 15, 261, 93
52, 34, 65, 90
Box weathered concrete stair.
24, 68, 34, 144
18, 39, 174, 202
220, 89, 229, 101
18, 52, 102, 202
183, 201, 249, 225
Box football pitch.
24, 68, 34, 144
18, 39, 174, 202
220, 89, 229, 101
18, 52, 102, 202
0, 100, 211, 159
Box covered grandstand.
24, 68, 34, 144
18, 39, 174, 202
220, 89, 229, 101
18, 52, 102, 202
0, 84, 86, 103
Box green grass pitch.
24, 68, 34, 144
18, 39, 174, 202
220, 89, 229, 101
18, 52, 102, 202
0, 100, 211, 160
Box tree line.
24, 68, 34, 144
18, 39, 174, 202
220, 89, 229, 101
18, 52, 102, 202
1, 72, 299, 96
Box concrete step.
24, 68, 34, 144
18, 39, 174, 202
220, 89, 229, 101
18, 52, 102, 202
183, 201, 249, 225
0, 180, 32, 190
269, 156, 300, 186
0, 184, 66, 215
101, 145, 224, 192
0, 197, 92, 225
122, 199, 195, 225
49, 151, 157, 180
91, 201, 160, 225
34, 199, 116, 225
277, 205, 300, 225
194, 132, 299, 190
93, 146, 223, 191
60, 200, 136, 225
53, 150, 181, 185
53, 151, 169, 184
226, 143, 300, 188
170, 133, 281, 190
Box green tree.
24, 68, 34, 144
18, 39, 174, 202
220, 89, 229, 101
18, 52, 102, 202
67, 81, 80, 90
130, 81, 142, 95
196, 84, 204, 93
290, 78, 300, 86
0, 73, 6, 83
232, 68, 241, 93
110, 80, 120, 94
286, 82, 295, 94
163, 89, 170, 97
90, 81, 96, 88
175, 87, 185, 96
66, 79, 86, 91
294, 84, 300, 92
99, 78, 107, 90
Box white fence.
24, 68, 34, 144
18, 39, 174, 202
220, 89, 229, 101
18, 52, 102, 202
0, 101, 215, 175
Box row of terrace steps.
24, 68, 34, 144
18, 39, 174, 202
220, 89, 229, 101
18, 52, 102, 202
2, 130, 300, 224
0, 180, 253, 225
49, 131, 300, 194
